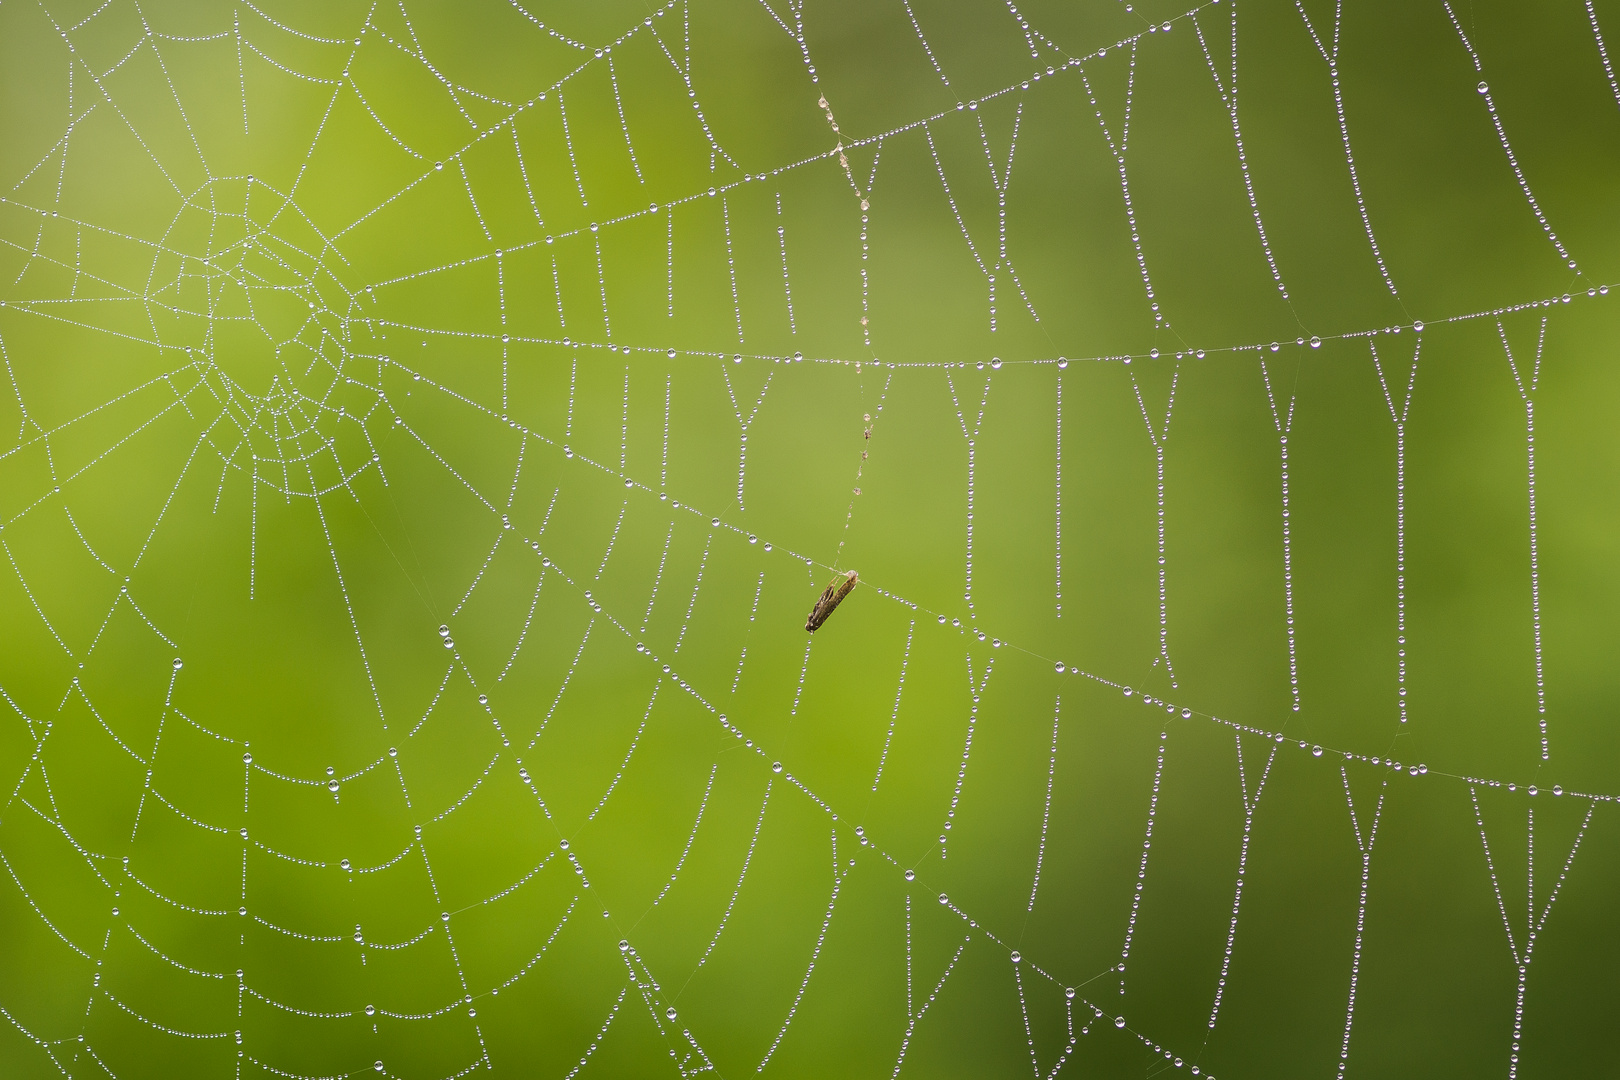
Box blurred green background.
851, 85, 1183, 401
2, 0, 1619, 1076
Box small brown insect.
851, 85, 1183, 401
805, 570, 858, 632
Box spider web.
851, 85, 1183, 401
1, 0, 1620, 1078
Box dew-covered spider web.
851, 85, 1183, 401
3, 0, 1620, 1077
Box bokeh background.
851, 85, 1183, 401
2, 0, 1619, 1077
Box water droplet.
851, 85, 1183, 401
772, 762, 783, 773
340, 859, 351, 871
1528, 786, 1539, 796
438, 625, 449, 637
619, 940, 629, 951
374, 1063, 385, 1073
666, 1007, 678, 1021
366, 1005, 375, 1016
991, 358, 1002, 369
478, 695, 488, 705
1309, 336, 1321, 348
939, 893, 949, 905
1312, 745, 1323, 757
389, 747, 397, 758
1058, 357, 1068, 369
172, 658, 183, 670
1011, 951, 1022, 963
243, 752, 253, 765
904, 870, 915, 881
1115, 1016, 1127, 1028
1477, 81, 1489, 93
1413, 321, 1424, 332
328, 779, 340, 793
1055, 662, 1065, 673
1065, 987, 1076, 999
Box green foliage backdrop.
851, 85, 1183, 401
1, 0, 1619, 1077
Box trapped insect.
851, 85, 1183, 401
805, 570, 858, 632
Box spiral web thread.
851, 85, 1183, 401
0, 0, 1616, 1077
